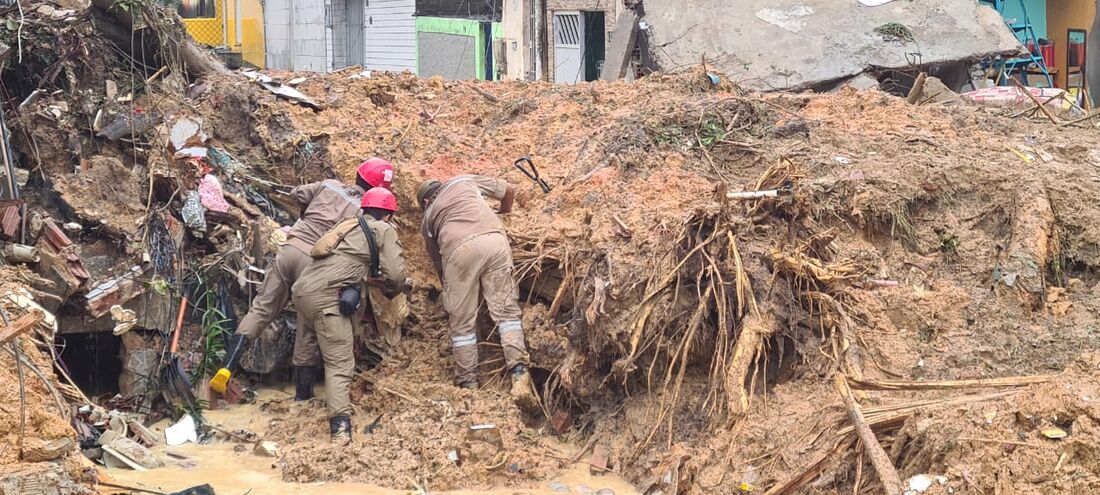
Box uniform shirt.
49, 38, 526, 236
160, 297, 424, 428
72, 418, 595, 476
293, 217, 407, 310
420, 175, 509, 277
286, 180, 364, 253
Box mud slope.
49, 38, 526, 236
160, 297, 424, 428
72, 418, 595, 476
190, 70, 1100, 493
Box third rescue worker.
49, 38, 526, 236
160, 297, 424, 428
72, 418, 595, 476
416, 175, 537, 411
217, 158, 394, 400
292, 188, 407, 443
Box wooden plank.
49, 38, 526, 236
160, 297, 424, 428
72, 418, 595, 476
0, 310, 42, 344
600, 9, 639, 81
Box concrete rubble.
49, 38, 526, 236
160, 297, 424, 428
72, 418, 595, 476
640, 0, 1023, 91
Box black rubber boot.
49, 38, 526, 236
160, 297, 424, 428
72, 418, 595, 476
329, 415, 352, 444
293, 367, 316, 401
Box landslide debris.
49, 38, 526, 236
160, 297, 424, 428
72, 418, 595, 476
1, 0, 1100, 492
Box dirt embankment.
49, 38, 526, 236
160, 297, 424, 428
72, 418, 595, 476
185, 70, 1100, 493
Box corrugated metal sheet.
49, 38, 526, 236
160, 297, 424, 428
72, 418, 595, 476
365, 0, 417, 73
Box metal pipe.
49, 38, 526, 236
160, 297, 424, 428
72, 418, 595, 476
221, 0, 229, 47
234, 0, 242, 48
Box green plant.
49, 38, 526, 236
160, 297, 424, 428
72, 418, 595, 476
938, 230, 959, 258
697, 116, 725, 149
189, 277, 230, 383
113, 0, 150, 12
890, 204, 916, 243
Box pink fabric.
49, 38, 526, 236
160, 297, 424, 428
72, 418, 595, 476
198, 174, 230, 213
963, 86, 1066, 107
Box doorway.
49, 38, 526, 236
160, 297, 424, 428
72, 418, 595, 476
346, 0, 365, 67
583, 11, 605, 82
552, 10, 606, 83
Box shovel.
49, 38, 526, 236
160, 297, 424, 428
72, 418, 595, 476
162, 297, 199, 414
514, 157, 551, 194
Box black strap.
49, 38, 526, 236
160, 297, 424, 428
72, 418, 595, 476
355, 213, 382, 279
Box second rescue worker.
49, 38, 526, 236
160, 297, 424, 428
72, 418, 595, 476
417, 175, 537, 411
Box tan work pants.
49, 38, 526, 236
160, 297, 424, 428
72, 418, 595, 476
236, 244, 321, 367
292, 292, 355, 418
442, 232, 528, 385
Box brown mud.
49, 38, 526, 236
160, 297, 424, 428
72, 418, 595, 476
1, 4, 1100, 492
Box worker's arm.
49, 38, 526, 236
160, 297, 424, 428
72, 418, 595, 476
288, 181, 325, 207
498, 185, 515, 214
469, 175, 514, 213
421, 221, 445, 281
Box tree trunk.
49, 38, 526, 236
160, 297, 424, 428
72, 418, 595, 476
90, 0, 230, 80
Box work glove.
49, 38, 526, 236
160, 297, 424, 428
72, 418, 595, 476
222, 334, 249, 374
339, 285, 361, 316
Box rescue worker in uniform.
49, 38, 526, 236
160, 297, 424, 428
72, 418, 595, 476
416, 176, 537, 411
215, 158, 395, 400
292, 188, 407, 443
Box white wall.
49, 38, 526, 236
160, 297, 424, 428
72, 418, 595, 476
265, 0, 415, 72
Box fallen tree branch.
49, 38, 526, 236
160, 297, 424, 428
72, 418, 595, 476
836, 375, 902, 495
1011, 78, 1059, 124
849, 375, 1053, 391
466, 82, 500, 103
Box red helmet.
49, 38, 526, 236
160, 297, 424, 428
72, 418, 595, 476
360, 187, 398, 212
357, 157, 394, 189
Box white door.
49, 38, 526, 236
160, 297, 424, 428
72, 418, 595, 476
553, 11, 584, 84
364, 0, 416, 73
346, 0, 364, 66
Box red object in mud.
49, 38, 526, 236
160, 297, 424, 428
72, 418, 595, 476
361, 187, 397, 212
357, 157, 394, 189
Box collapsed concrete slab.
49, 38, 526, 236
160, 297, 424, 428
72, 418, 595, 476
640, 0, 1022, 91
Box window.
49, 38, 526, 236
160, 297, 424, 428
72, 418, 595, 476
177, 0, 216, 19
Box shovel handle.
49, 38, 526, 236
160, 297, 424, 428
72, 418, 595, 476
170, 296, 188, 354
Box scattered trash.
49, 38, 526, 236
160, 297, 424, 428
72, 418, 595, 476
595, 489, 616, 495
169, 116, 209, 159
165, 414, 200, 446
1041, 426, 1068, 439
0, 243, 39, 263
906, 474, 933, 493
548, 481, 568, 492
588, 443, 610, 474
834, 155, 852, 164
102, 436, 164, 471
254, 440, 279, 457
466, 424, 504, 450
109, 304, 137, 335
287, 77, 307, 86
726, 181, 794, 200
859, 0, 897, 6
446, 449, 462, 466
198, 174, 231, 213
181, 190, 208, 231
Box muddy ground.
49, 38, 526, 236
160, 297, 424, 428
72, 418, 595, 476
182, 70, 1100, 493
